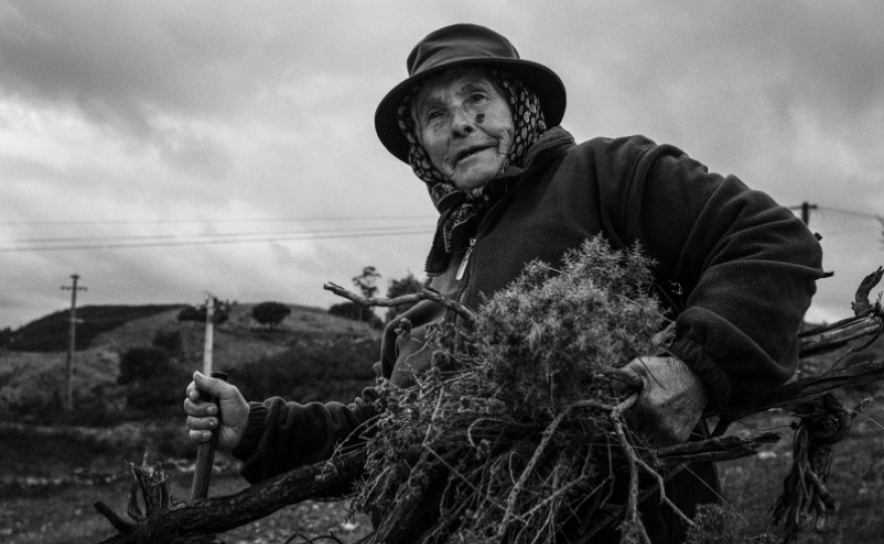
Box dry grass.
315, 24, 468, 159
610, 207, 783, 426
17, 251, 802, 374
352, 238, 668, 543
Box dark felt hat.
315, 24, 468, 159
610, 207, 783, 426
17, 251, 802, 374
375, 23, 567, 163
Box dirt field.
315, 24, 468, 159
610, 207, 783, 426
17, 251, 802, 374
2, 391, 882, 544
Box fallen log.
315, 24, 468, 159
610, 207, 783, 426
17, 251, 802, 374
94, 450, 367, 544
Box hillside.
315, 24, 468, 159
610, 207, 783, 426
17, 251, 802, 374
89, 302, 380, 370
8, 304, 184, 352
0, 302, 383, 424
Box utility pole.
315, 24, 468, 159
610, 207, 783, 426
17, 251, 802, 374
800, 201, 818, 225
61, 274, 87, 412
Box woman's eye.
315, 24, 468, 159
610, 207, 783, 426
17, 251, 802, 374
425, 110, 444, 124
469, 93, 488, 104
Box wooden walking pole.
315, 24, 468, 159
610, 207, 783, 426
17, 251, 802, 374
190, 295, 224, 502
202, 295, 215, 376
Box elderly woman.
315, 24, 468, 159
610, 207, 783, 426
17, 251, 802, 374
185, 24, 824, 543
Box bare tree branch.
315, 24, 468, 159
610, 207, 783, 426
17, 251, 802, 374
852, 266, 883, 315
323, 282, 477, 325
94, 450, 367, 544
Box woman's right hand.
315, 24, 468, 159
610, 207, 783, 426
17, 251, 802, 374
183, 371, 250, 452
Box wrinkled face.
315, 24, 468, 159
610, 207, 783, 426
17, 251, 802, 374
412, 67, 515, 191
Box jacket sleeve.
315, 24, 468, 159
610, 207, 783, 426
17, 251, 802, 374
600, 137, 825, 411
231, 387, 381, 484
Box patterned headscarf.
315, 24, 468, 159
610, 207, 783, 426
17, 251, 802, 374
397, 69, 547, 260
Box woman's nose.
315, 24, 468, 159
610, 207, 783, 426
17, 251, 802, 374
450, 107, 475, 137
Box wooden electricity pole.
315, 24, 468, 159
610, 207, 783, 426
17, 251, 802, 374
61, 274, 87, 412
788, 201, 819, 225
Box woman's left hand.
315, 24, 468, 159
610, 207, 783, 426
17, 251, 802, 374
621, 356, 708, 446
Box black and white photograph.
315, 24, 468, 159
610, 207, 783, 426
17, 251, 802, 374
1, 2, 883, 543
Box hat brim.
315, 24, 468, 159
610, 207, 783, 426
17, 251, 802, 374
374, 58, 567, 163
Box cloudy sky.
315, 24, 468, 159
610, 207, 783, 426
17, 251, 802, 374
1, 0, 882, 329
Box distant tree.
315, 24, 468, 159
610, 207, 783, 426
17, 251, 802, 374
351, 266, 382, 323
118, 346, 188, 409
252, 301, 292, 329
0, 327, 12, 349
118, 347, 175, 385
385, 272, 428, 323
177, 298, 232, 324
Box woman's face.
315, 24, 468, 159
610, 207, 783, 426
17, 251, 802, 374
412, 67, 514, 191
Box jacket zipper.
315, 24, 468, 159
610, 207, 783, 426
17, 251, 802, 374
456, 238, 476, 281
452, 198, 505, 329
454, 137, 566, 290
450, 131, 573, 326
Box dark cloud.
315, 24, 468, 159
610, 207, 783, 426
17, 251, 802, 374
0, 1, 386, 138
1, 1, 881, 328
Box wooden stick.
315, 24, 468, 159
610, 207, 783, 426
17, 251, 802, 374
323, 282, 477, 325
717, 359, 884, 425
189, 371, 227, 503
95, 450, 367, 544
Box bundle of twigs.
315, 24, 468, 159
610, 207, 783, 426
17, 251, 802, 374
90, 255, 883, 544
344, 238, 678, 544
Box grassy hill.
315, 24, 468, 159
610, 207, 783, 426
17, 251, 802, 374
7, 304, 185, 352
0, 302, 383, 425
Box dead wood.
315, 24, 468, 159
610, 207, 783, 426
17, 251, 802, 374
94, 266, 884, 543
772, 394, 861, 542
94, 450, 366, 544
323, 282, 477, 325
852, 266, 883, 315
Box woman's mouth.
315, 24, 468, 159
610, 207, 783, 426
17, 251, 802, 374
455, 145, 493, 163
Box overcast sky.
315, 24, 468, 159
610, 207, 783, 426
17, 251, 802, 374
1, 0, 882, 329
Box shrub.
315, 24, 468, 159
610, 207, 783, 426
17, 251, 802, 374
234, 337, 381, 403
251, 302, 292, 329
152, 329, 184, 357
118, 347, 175, 385
353, 237, 666, 543
329, 302, 384, 329
118, 346, 189, 410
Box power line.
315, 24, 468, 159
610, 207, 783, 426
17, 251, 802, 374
8, 224, 436, 245
0, 215, 435, 227
816, 206, 881, 221
0, 227, 435, 252
787, 203, 882, 226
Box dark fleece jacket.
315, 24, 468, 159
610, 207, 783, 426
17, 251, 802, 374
231, 127, 825, 542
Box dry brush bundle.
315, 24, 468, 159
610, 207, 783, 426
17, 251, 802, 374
88, 256, 883, 544
350, 237, 675, 544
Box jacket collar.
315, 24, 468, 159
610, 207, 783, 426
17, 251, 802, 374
424, 126, 576, 275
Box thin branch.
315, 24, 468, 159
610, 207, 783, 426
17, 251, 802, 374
498, 404, 575, 537
612, 416, 652, 544
798, 313, 883, 357
655, 432, 781, 465
323, 282, 477, 325
852, 266, 883, 316
717, 359, 884, 423
634, 455, 694, 529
